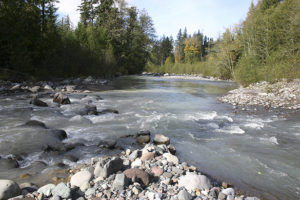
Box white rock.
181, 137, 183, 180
70, 170, 93, 188
37, 184, 55, 197
222, 188, 235, 196
131, 158, 142, 168
178, 174, 212, 192
163, 153, 179, 165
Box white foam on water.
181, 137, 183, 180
207, 123, 219, 129
86, 114, 116, 124
256, 159, 287, 177
217, 126, 245, 134
244, 122, 264, 129
183, 111, 218, 121
260, 136, 279, 145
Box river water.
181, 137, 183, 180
0, 76, 299, 199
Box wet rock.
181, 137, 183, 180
0, 159, 19, 170
94, 157, 124, 178
141, 152, 155, 162
66, 85, 76, 92
53, 92, 71, 105
37, 184, 55, 197
98, 139, 116, 149
168, 144, 176, 155
112, 173, 129, 191
135, 130, 151, 145
178, 189, 192, 200
51, 183, 71, 199
98, 109, 119, 114
163, 153, 179, 165
44, 85, 54, 91
70, 170, 93, 188
64, 143, 85, 151
124, 168, 150, 186
23, 120, 47, 129
29, 98, 48, 107
85, 104, 98, 115
10, 84, 21, 91
19, 183, 38, 193
151, 166, 163, 177
154, 134, 170, 145
0, 180, 21, 200
178, 174, 212, 192
48, 130, 67, 141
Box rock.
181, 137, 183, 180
154, 134, 170, 145
37, 184, 55, 197
218, 192, 227, 200
178, 174, 212, 192
29, 86, 41, 93
131, 159, 142, 168
151, 166, 163, 176
53, 92, 71, 105
98, 139, 116, 149
79, 182, 90, 192
163, 153, 179, 165
51, 183, 71, 199
98, 109, 119, 114
44, 85, 54, 91
245, 197, 260, 200
163, 172, 172, 179
0, 180, 21, 200
94, 157, 124, 178
23, 120, 47, 129
66, 85, 75, 92
129, 150, 139, 161
112, 173, 128, 191
50, 195, 61, 200
0, 159, 19, 170
10, 84, 21, 91
209, 187, 220, 199
49, 129, 67, 140
19, 183, 38, 193
30, 98, 48, 107
141, 152, 155, 162
124, 168, 150, 186
178, 189, 192, 200
85, 104, 98, 115
135, 130, 151, 144
168, 144, 176, 155
70, 170, 93, 188
85, 188, 96, 196
222, 188, 234, 196
171, 166, 183, 174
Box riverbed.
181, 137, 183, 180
0, 76, 299, 200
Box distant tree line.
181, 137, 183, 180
0, 0, 155, 80
148, 0, 300, 85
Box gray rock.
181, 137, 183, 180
23, 120, 47, 129
0, 180, 21, 200
48, 129, 67, 141
98, 109, 119, 114
178, 189, 192, 200
135, 130, 151, 144
52, 183, 71, 199
112, 173, 128, 191
19, 183, 38, 193
37, 184, 56, 197
172, 167, 183, 174
30, 98, 48, 107
227, 195, 235, 200
178, 174, 212, 192
85, 188, 96, 196
50, 195, 61, 200
98, 139, 116, 149
129, 150, 139, 161
218, 192, 227, 200
222, 188, 234, 196
53, 92, 71, 105
85, 104, 98, 115
29, 86, 41, 93
163, 172, 173, 179
154, 134, 170, 145
70, 170, 93, 188
94, 157, 124, 178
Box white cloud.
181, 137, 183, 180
56, 0, 81, 26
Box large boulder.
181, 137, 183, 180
124, 168, 150, 186
70, 170, 93, 188
154, 134, 170, 145
0, 180, 21, 200
53, 92, 71, 105
178, 174, 212, 192
94, 157, 124, 178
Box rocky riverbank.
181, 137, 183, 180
141, 73, 224, 82
0, 133, 260, 200
219, 80, 300, 110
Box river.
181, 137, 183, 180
0, 76, 299, 200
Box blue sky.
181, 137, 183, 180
57, 0, 257, 39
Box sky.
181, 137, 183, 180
57, 0, 258, 39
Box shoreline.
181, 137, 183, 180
141, 73, 232, 82
0, 133, 260, 200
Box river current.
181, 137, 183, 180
0, 76, 299, 199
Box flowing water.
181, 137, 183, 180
0, 76, 299, 199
